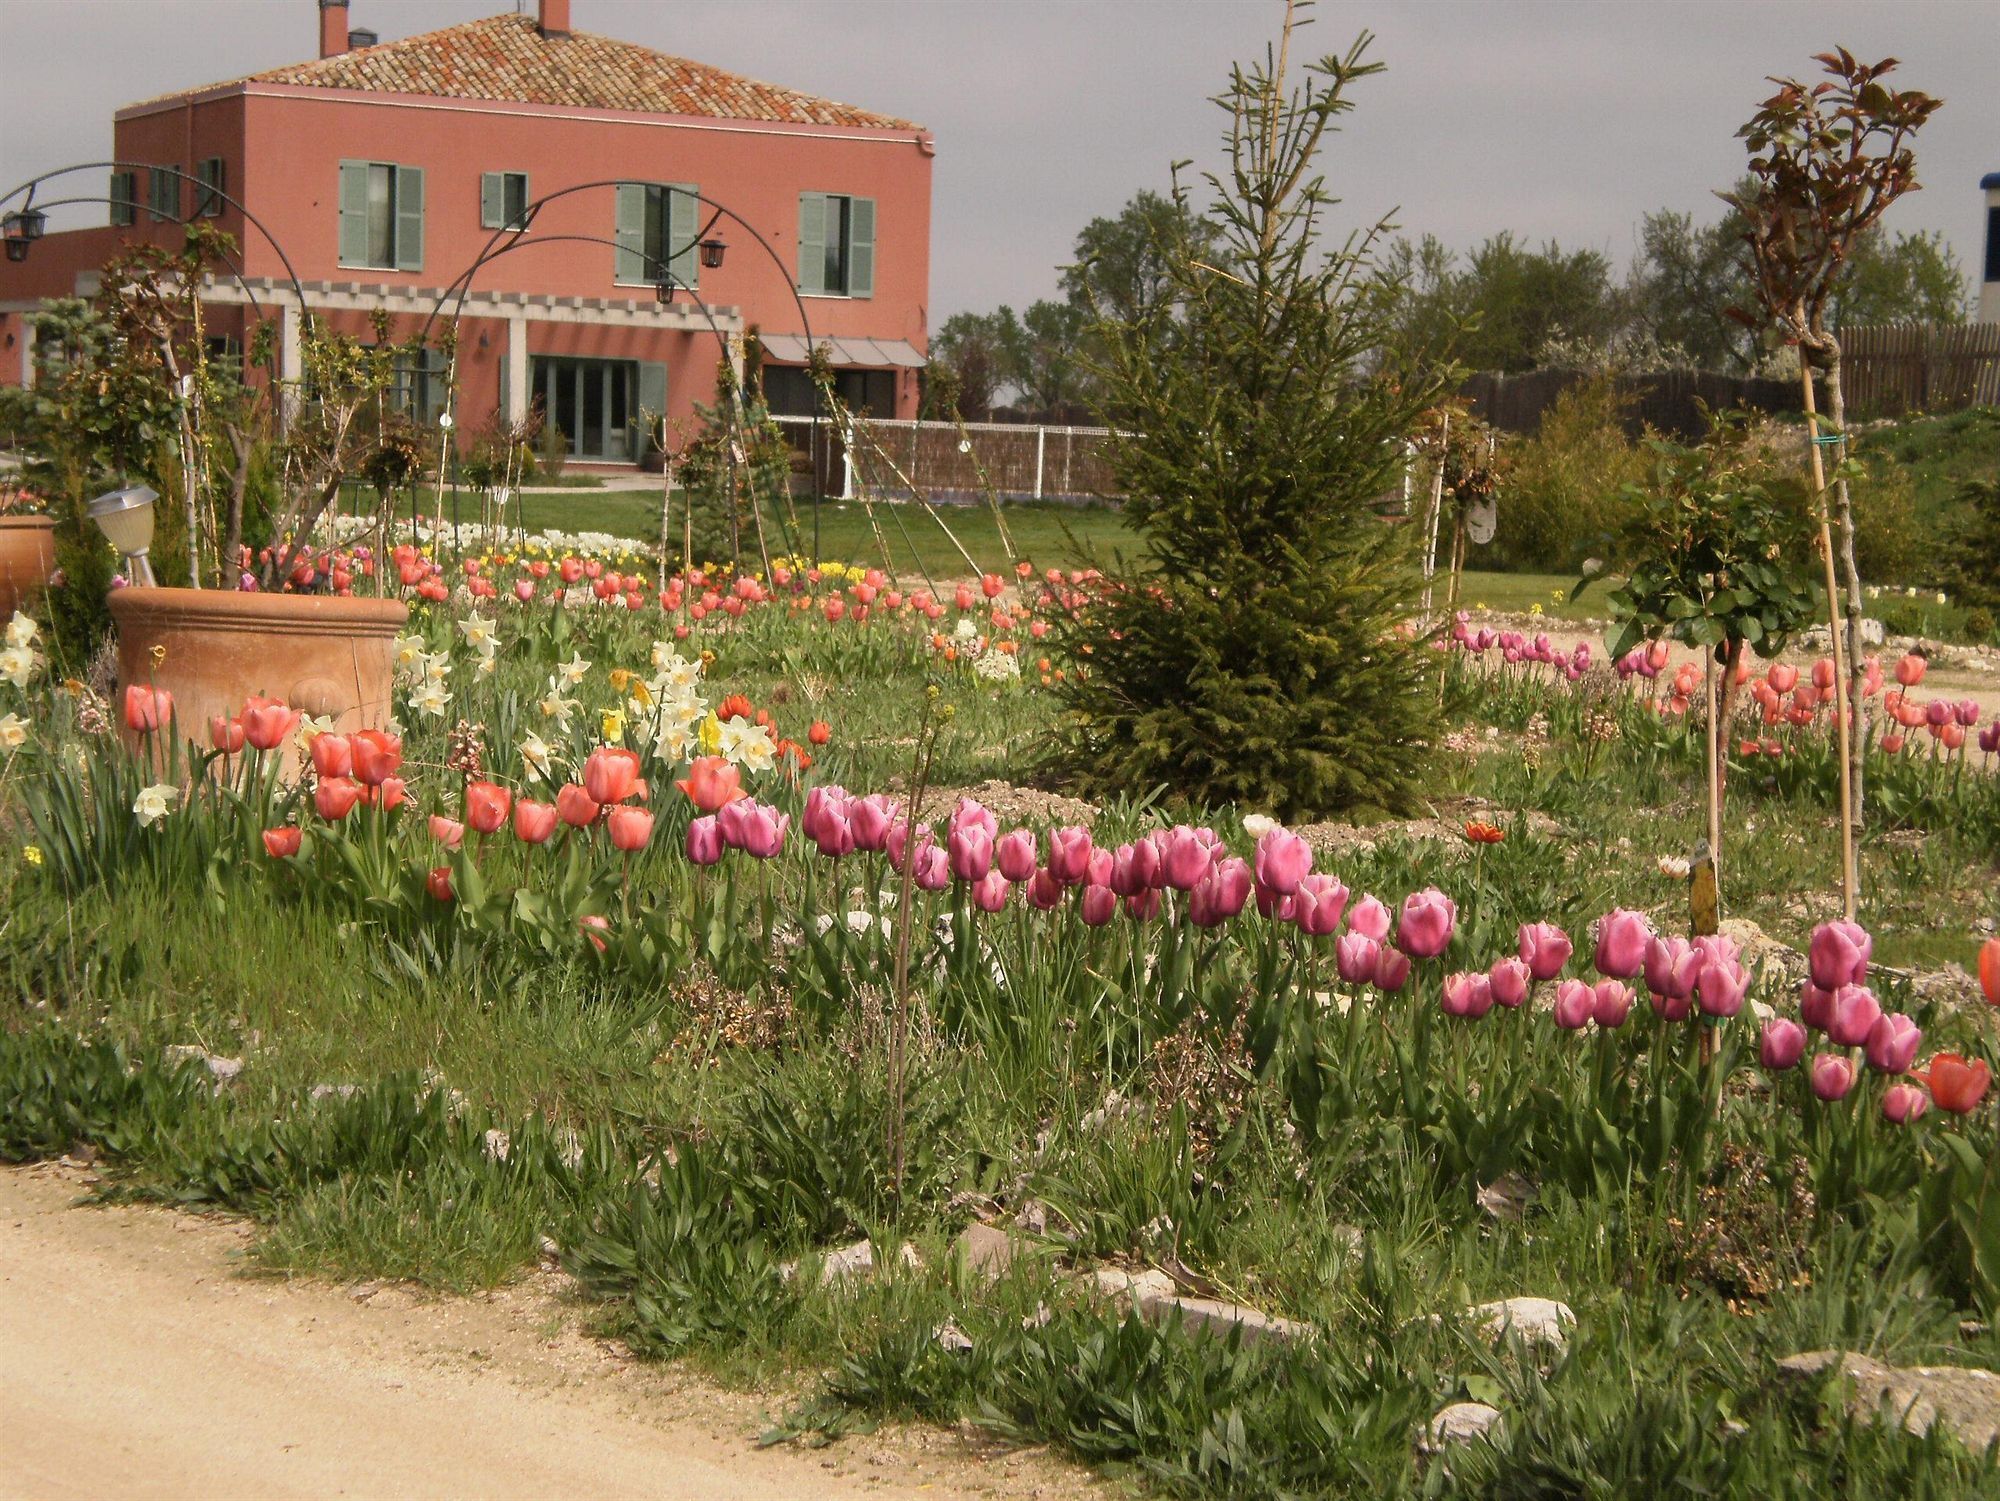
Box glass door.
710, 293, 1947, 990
530, 357, 637, 461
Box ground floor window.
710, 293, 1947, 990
530, 356, 636, 462
762, 365, 894, 420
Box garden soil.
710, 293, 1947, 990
0, 1162, 1102, 1501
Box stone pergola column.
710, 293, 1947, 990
505, 312, 528, 423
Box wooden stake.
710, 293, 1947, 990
1799, 353, 1859, 920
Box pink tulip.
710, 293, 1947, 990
1808, 921, 1871, 991
241, 698, 299, 752
1760, 1018, 1807, 1070
1441, 972, 1494, 1019
555, 784, 599, 827
1109, 841, 1158, 897
948, 797, 997, 843
948, 824, 994, 882
1643, 936, 1701, 1001
1517, 921, 1572, 981
1079, 885, 1117, 927
1158, 826, 1213, 891
1488, 958, 1531, 1009
996, 829, 1038, 883
1695, 959, 1748, 1019
1396, 888, 1457, 959
1593, 909, 1652, 979
1882, 1082, 1930, 1124
1650, 988, 1693, 1022
1048, 826, 1094, 886
1347, 895, 1391, 942
606, 806, 653, 852
1124, 888, 1162, 921
1336, 933, 1380, 984
1554, 979, 1594, 1030
1022, 867, 1062, 911
1293, 874, 1349, 937
1811, 1053, 1856, 1102
686, 814, 724, 865
1864, 1012, 1921, 1075
735, 802, 788, 858
1252, 827, 1313, 896
428, 814, 465, 849
123, 684, 173, 733
970, 869, 1010, 913
1255, 881, 1297, 921
1188, 857, 1251, 927
1799, 980, 1835, 1031
1825, 984, 1883, 1048
1372, 947, 1411, 992
1592, 979, 1633, 1027
913, 843, 951, 892
847, 794, 897, 853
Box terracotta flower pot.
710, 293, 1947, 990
0, 516, 58, 621
109, 587, 408, 765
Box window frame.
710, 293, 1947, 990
194, 157, 226, 220
338, 159, 425, 273
481, 171, 531, 232
798, 191, 875, 300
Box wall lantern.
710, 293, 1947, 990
699, 237, 727, 270
1, 209, 45, 262
87, 484, 159, 587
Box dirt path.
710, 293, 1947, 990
0, 1162, 1100, 1501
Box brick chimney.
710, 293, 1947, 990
539, 0, 571, 38
318, 0, 350, 58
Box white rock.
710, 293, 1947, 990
1421, 1402, 1505, 1453
1472, 1297, 1575, 1351
482, 1129, 512, 1163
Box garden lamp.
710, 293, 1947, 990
1, 209, 43, 262
87, 484, 159, 587
654, 273, 677, 306
698, 236, 727, 269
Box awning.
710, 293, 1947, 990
760, 333, 927, 369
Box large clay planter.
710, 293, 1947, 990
110, 587, 408, 766
0, 516, 57, 621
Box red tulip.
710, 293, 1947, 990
675, 756, 745, 813
241, 697, 299, 752
124, 684, 173, 733
366, 775, 408, 812
582, 747, 642, 806
309, 733, 353, 780
313, 777, 363, 821
606, 806, 654, 852
262, 826, 302, 858
1926, 1053, 1993, 1115
349, 729, 403, 786
209, 715, 246, 754
513, 799, 557, 844
555, 783, 600, 827
427, 865, 455, 902
429, 814, 465, 849
1980, 938, 2000, 1007
464, 780, 511, 835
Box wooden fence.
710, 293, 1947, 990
1837, 322, 2000, 418
774, 416, 1119, 503
1459, 368, 1801, 437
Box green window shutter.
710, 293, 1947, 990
110, 171, 135, 227
667, 184, 699, 290
496, 350, 509, 419
338, 160, 369, 266
798, 193, 826, 295
480, 172, 503, 230
614, 183, 646, 284
394, 165, 424, 271
847, 197, 875, 299
634, 360, 668, 459
198, 158, 225, 218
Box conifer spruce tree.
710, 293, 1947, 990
1048, 6, 1443, 819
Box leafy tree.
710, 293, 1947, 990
1046, 9, 1444, 819
1377, 232, 1623, 374
1625, 201, 1760, 372
1061, 189, 1221, 327
1828, 227, 1969, 326
997, 299, 1091, 414
927, 310, 1009, 419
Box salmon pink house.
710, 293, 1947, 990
0, 0, 933, 464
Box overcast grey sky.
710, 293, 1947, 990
2, 0, 1994, 322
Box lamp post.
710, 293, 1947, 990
87, 484, 159, 587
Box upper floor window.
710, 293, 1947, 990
109, 171, 138, 228
614, 182, 698, 289
148, 165, 181, 223
798, 192, 874, 299
195, 158, 226, 219
481, 172, 530, 232
337, 160, 425, 272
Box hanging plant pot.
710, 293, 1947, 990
109, 587, 407, 764
0, 515, 57, 621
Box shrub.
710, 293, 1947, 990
1488, 373, 1649, 573
1046, 26, 1444, 818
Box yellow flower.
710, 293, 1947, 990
696, 712, 721, 756
1528, 603, 1543, 617
608, 667, 634, 692
600, 709, 625, 743
22, 845, 42, 866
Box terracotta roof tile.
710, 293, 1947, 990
149, 14, 918, 131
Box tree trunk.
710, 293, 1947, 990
1824, 342, 1868, 856
1798, 350, 1858, 920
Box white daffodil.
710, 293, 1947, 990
953, 617, 978, 641
419, 651, 453, 685
519, 732, 555, 781
718, 716, 776, 773
4, 611, 38, 650
0, 711, 27, 751
458, 611, 498, 653
0, 643, 42, 690
650, 644, 701, 688
539, 678, 580, 731
1241, 814, 1278, 840
392, 631, 428, 674
295, 713, 334, 752
132, 782, 178, 828
408, 679, 452, 718
473, 650, 497, 679
557, 653, 591, 687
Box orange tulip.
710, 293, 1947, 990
349, 729, 403, 786
210, 715, 246, 754
717, 693, 754, 723
555, 783, 600, 827
676, 755, 746, 813
309, 732, 353, 780
1925, 1053, 1992, 1115
513, 799, 558, 844
241, 696, 300, 752
426, 865, 455, 902
464, 780, 511, 835
262, 826, 302, 858
313, 777, 363, 821
606, 806, 654, 851
807, 720, 831, 746
1980, 938, 2000, 1007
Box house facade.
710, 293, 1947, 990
0, 0, 933, 464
